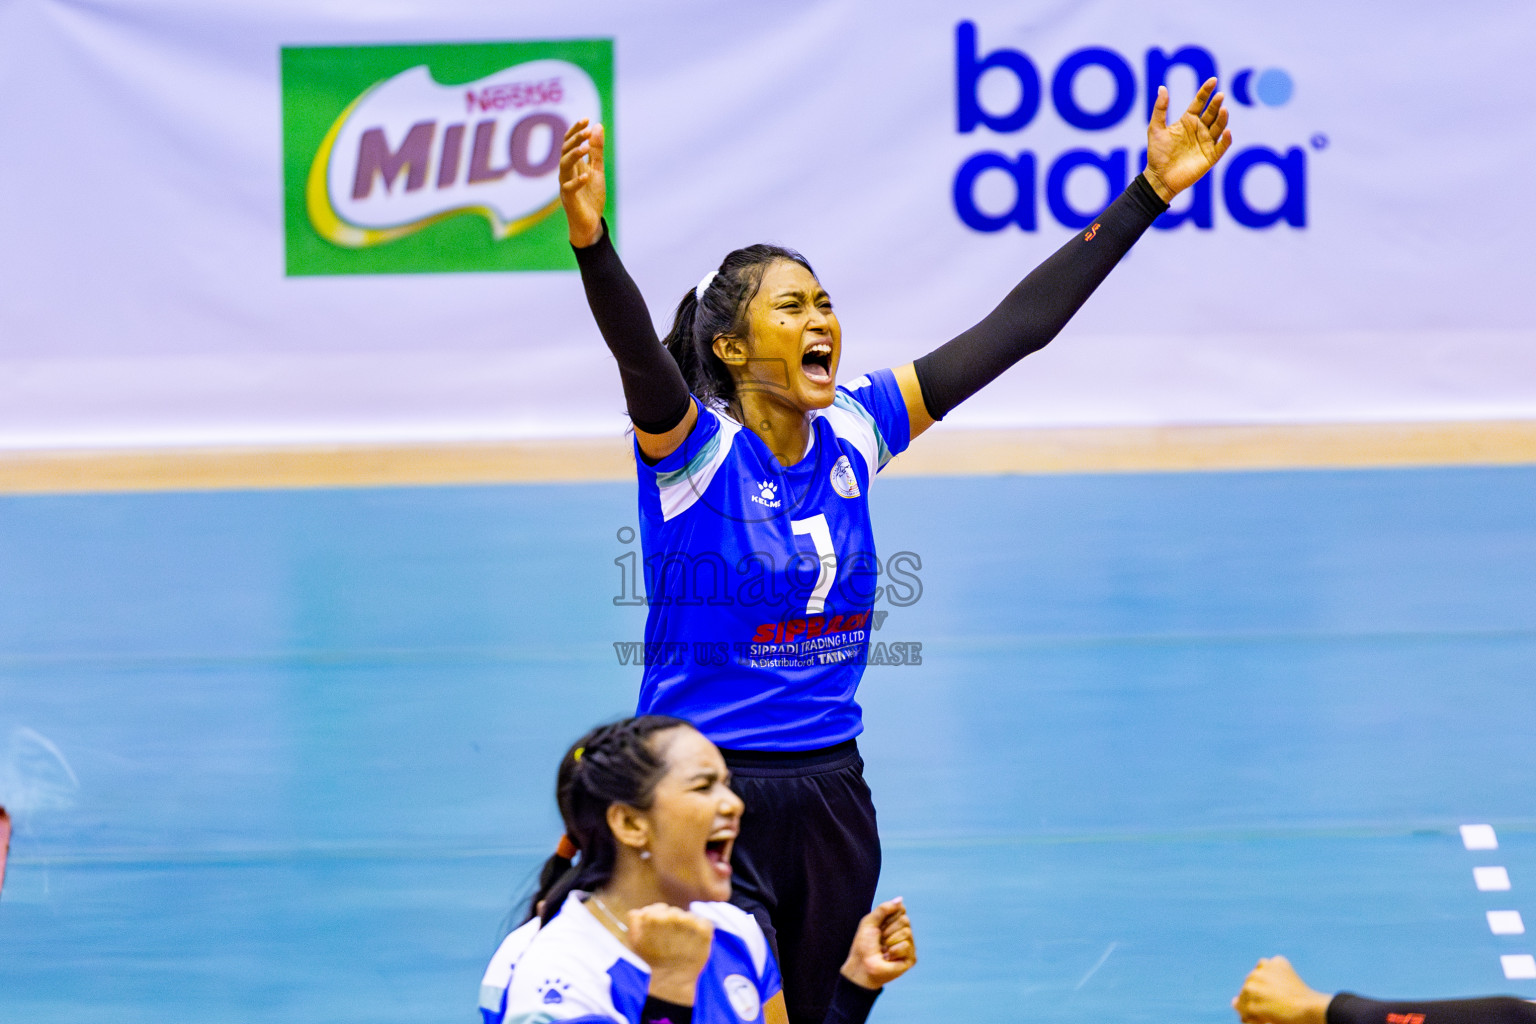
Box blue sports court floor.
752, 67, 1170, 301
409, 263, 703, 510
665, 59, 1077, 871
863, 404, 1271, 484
1, 466, 1533, 1023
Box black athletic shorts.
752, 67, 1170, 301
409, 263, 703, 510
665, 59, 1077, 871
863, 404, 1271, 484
722, 740, 880, 1024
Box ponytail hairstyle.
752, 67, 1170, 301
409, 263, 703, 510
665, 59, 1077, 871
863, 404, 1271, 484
526, 715, 693, 925
663, 245, 818, 413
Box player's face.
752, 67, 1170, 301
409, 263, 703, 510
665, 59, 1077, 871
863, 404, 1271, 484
738, 260, 840, 413
641, 726, 744, 905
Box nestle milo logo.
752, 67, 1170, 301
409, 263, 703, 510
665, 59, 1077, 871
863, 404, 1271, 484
282, 40, 613, 276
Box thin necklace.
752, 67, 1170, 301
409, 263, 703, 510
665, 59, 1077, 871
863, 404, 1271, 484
589, 894, 629, 934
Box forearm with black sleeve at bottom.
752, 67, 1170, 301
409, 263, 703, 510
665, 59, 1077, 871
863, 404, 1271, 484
640, 994, 693, 1024
1329, 992, 1536, 1024
912, 173, 1169, 421
637, 977, 879, 1024
571, 219, 694, 435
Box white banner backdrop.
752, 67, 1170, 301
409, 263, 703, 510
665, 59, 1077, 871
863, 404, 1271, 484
1, 0, 1534, 448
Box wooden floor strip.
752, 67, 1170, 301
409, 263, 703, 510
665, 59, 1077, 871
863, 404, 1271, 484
3, 420, 1536, 494
883, 420, 1536, 477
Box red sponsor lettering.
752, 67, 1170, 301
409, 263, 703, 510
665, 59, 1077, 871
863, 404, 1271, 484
465, 77, 563, 115
750, 613, 872, 641
1386, 1015, 1424, 1024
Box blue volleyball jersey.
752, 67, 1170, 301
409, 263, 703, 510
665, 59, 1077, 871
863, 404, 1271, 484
497, 893, 781, 1024
633, 368, 911, 750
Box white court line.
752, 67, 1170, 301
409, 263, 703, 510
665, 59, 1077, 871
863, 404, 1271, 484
1489, 911, 1526, 936
1462, 824, 1499, 850
1074, 942, 1118, 990
1476, 866, 1513, 891
1503, 954, 1536, 980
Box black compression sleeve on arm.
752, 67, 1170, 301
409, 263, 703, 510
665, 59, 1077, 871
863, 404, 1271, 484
571, 220, 694, 435
822, 977, 881, 1024
640, 994, 694, 1024
1329, 992, 1536, 1024
911, 173, 1169, 421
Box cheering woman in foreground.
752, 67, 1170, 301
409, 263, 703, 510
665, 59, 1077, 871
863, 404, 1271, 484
489, 717, 915, 1024
556, 80, 1232, 1024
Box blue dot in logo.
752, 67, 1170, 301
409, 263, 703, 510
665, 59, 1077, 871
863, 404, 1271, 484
1255, 68, 1293, 106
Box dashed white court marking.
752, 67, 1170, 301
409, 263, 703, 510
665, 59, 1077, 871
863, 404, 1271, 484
1488, 910, 1526, 935
1502, 954, 1536, 980
1461, 824, 1499, 850
1475, 866, 1512, 891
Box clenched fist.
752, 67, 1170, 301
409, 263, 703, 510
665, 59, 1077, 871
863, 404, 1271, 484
628, 903, 715, 1006
1232, 956, 1331, 1024
841, 897, 917, 990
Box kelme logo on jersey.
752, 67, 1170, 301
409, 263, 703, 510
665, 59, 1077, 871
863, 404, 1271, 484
830, 456, 861, 499
752, 481, 783, 508
281, 40, 613, 276
952, 22, 1317, 234
537, 978, 569, 1004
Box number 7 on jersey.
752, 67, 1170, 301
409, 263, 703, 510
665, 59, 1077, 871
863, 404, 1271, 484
790, 514, 838, 616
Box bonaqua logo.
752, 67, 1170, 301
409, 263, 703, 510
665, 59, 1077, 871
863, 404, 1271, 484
952, 22, 1313, 234
281, 40, 613, 276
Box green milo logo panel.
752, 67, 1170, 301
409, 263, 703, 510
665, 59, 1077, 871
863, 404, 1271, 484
281, 40, 613, 276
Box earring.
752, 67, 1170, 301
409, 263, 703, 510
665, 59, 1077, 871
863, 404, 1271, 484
639, 850, 651, 860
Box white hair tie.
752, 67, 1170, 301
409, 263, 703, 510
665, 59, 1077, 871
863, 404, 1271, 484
695, 270, 719, 303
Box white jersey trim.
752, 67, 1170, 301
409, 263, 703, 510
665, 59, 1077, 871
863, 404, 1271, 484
655, 407, 743, 522
480, 917, 542, 1019
815, 391, 887, 478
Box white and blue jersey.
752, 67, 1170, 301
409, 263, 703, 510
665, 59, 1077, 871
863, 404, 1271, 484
481, 918, 542, 1024
634, 369, 912, 751
494, 892, 782, 1024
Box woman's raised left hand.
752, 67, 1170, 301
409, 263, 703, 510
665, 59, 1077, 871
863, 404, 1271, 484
1143, 77, 1233, 202
559, 119, 606, 248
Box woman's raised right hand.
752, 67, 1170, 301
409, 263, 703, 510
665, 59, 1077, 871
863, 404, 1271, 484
840, 897, 917, 990
559, 118, 606, 248
627, 903, 715, 1006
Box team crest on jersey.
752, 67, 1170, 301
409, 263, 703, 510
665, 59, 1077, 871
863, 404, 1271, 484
723, 974, 761, 1021
538, 979, 569, 1004
751, 480, 782, 508
829, 455, 860, 499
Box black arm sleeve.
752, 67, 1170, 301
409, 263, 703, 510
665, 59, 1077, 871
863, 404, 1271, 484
571, 220, 694, 435
1330, 992, 1536, 1024
640, 994, 694, 1024
822, 976, 881, 1024
911, 173, 1169, 421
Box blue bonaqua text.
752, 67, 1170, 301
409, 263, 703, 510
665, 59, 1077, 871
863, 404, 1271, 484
953, 22, 1306, 232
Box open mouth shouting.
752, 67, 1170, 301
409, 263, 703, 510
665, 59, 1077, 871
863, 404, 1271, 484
704, 829, 735, 879
801, 341, 834, 385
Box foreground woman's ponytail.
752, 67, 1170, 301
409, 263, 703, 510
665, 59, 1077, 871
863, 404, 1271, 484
662, 245, 817, 413
525, 715, 691, 924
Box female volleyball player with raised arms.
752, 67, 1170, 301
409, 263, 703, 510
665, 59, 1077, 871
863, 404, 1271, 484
555, 80, 1231, 1024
